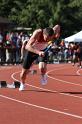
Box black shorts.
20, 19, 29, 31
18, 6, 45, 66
75, 52, 81, 58
38, 52, 48, 63
22, 51, 38, 69
23, 51, 48, 69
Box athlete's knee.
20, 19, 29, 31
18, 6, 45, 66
39, 62, 45, 69
41, 68, 46, 74
20, 72, 25, 80
20, 69, 27, 80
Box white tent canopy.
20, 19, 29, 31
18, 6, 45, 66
64, 31, 82, 42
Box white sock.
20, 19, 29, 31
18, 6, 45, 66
20, 82, 24, 86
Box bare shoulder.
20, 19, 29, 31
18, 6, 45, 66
32, 29, 42, 37
27, 29, 42, 43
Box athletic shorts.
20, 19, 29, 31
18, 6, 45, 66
22, 51, 38, 69
75, 52, 81, 58
38, 52, 48, 63
23, 51, 48, 69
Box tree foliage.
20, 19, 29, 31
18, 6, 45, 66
0, 0, 82, 37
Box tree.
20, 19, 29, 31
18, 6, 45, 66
0, 0, 82, 38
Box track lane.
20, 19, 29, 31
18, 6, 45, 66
0, 64, 82, 124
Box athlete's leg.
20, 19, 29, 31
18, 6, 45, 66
39, 62, 47, 85
19, 51, 38, 91
19, 68, 30, 91
20, 68, 30, 84
39, 62, 47, 74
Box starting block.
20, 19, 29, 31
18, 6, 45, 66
7, 81, 20, 88
0, 81, 20, 89
13, 81, 20, 88
0, 81, 7, 88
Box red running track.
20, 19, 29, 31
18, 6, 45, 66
0, 63, 82, 124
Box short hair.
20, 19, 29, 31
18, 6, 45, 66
43, 27, 54, 37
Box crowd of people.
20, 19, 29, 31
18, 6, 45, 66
0, 31, 29, 64
67, 42, 82, 68
0, 28, 82, 68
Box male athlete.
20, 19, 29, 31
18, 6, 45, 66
19, 27, 54, 91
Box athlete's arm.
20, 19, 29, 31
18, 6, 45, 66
21, 40, 27, 59
25, 29, 45, 56
53, 24, 60, 39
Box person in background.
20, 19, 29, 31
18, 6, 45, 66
70, 42, 82, 68
0, 31, 4, 64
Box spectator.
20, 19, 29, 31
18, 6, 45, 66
0, 31, 4, 64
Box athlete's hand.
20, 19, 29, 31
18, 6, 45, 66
39, 51, 45, 57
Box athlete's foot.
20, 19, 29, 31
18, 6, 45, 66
41, 74, 48, 85
19, 84, 25, 91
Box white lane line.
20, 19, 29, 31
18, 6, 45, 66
0, 94, 82, 119
0, 66, 12, 70
12, 75, 82, 99
4, 65, 82, 87
47, 68, 82, 87
0, 65, 81, 119
9, 66, 82, 119
11, 68, 82, 100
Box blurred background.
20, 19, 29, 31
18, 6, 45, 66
0, 0, 82, 65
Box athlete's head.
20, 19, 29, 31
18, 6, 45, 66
43, 27, 54, 41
